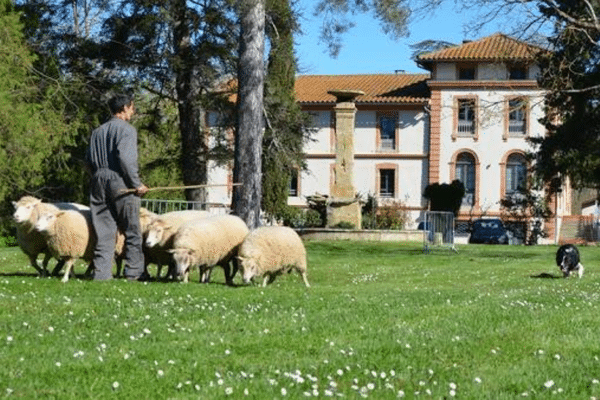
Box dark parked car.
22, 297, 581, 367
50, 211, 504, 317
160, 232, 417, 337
468, 218, 509, 244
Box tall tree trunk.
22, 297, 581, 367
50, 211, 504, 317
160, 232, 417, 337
173, 0, 208, 207
233, 0, 265, 228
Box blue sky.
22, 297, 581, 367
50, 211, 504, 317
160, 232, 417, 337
294, 1, 505, 75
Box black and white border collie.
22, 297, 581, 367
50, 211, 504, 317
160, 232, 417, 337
556, 244, 584, 278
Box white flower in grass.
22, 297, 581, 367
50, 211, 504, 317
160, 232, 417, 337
225, 387, 233, 395
303, 392, 312, 397
48, 326, 54, 332
55, 362, 61, 367
112, 381, 119, 390
6, 336, 13, 342
367, 383, 375, 390
225, 349, 231, 355
281, 388, 287, 396
593, 379, 600, 385
397, 390, 405, 397
337, 369, 344, 376
157, 370, 164, 377
244, 388, 249, 396
324, 389, 333, 396
195, 384, 200, 391
449, 382, 457, 390
544, 380, 555, 388
474, 377, 482, 384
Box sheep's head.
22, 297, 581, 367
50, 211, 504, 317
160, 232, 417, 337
171, 248, 195, 279
139, 208, 157, 232
34, 211, 59, 233
13, 196, 42, 223
237, 256, 258, 284
145, 220, 170, 247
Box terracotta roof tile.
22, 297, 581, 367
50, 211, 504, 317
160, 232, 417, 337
417, 33, 543, 63
295, 74, 430, 104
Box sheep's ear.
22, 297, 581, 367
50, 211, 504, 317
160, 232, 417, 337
11, 201, 16, 207
167, 249, 177, 254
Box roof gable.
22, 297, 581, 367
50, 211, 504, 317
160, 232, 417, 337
417, 33, 543, 63
295, 74, 430, 104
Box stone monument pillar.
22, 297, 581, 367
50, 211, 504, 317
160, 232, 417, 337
327, 89, 364, 229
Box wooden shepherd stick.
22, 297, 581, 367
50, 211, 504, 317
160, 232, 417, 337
119, 183, 241, 195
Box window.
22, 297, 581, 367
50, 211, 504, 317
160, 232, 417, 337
507, 98, 527, 136
377, 113, 397, 151
379, 169, 395, 198
289, 169, 299, 197
457, 99, 476, 135
458, 65, 476, 80
456, 153, 475, 206
506, 154, 527, 195
509, 65, 528, 80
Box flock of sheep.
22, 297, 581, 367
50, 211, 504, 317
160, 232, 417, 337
11, 196, 310, 287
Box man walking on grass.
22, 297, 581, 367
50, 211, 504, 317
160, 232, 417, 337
86, 93, 149, 281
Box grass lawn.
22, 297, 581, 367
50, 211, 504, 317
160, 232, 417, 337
2, 240, 600, 399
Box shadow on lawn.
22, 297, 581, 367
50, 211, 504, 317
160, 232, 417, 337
530, 272, 563, 279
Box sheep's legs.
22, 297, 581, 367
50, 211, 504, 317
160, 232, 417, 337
27, 253, 46, 276
61, 260, 75, 283
51, 259, 66, 276
299, 271, 310, 288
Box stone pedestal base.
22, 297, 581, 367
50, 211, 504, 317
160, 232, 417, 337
327, 199, 362, 230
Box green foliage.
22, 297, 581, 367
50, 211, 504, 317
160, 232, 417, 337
0, 0, 81, 236
279, 206, 323, 228
423, 180, 465, 217
361, 194, 409, 230
532, 1, 600, 189
500, 187, 551, 245
332, 221, 355, 229
135, 94, 184, 200
262, 0, 312, 221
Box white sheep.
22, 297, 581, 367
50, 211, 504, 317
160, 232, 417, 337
34, 209, 124, 282
170, 214, 249, 284
12, 196, 89, 276
144, 210, 211, 279
237, 226, 310, 288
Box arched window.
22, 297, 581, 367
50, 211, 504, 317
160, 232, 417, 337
506, 153, 527, 195
456, 153, 475, 206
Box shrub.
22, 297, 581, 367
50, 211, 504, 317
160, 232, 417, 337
374, 202, 409, 230
280, 206, 323, 228
332, 221, 355, 229
361, 194, 409, 230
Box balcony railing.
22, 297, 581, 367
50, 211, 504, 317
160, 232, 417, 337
379, 138, 395, 150
508, 120, 526, 135
457, 120, 475, 134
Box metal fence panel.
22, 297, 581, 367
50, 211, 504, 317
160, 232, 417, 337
141, 199, 230, 216
422, 211, 457, 253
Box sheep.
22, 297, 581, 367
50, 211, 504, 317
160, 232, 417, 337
144, 210, 211, 279
12, 196, 89, 276
170, 215, 249, 284
34, 209, 95, 282
34, 209, 125, 282
237, 226, 310, 288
